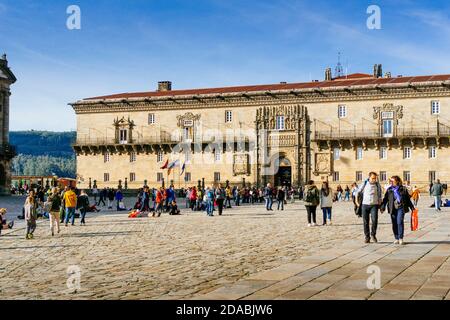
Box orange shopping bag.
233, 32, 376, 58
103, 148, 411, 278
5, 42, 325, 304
411, 208, 419, 231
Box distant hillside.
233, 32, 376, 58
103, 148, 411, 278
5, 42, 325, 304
10, 131, 76, 178
10, 131, 76, 157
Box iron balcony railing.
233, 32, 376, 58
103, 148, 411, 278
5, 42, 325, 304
314, 126, 450, 140
73, 135, 252, 147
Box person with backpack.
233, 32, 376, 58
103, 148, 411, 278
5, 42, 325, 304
77, 190, 90, 226
356, 172, 383, 244
276, 187, 285, 211
107, 188, 115, 210
215, 184, 226, 215
320, 181, 334, 225
381, 176, 415, 245
303, 180, 320, 227
264, 183, 274, 211
48, 188, 61, 236
205, 186, 215, 217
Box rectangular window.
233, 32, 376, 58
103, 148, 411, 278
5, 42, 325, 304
403, 171, 411, 184
104, 152, 110, 163
403, 147, 412, 159
431, 101, 440, 115
356, 147, 363, 160
379, 147, 387, 160
333, 172, 339, 182
429, 146, 437, 159
338, 105, 347, 118
130, 172, 136, 182
275, 116, 285, 130
214, 172, 221, 182
157, 172, 163, 182
185, 172, 191, 182
130, 152, 136, 162
333, 148, 340, 160
380, 171, 387, 182
119, 129, 128, 144
225, 110, 232, 123
215, 149, 221, 162
157, 151, 163, 163
429, 171, 436, 183
185, 151, 192, 164
356, 171, 363, 182
148, 113, 155, 124
104, 173, 110, 182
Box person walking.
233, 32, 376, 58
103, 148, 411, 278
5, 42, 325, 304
92, 186, 99, 205
320, 182, 334, 225
0, 208, 14, 236
59, 186, 68, 223
344, 185, 350, 201
205, 186, 215, 216
276, 187, 285, 211
264, 183, 274, 211
24, 191, 37, 239
153, 187, 164, 217
303, 180, 320, 227
48, 188, 61, 236
381, 176, 415, 245
431, 179, 444, 211
215, 184, 226, 216
356, 172, 383, 243
189, 186, 197, 211
77, 190, 90, 226
98, 187, 107, 207
63, 186, 78, 227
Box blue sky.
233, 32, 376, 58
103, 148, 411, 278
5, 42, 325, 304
1, 0, 449, 131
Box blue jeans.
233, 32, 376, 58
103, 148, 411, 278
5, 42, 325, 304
435, 196, 442, 210
80, 208, 87, 224
265, 197, 273, 210
206, 199, 214, 216
322, 207, 332, 224
391, 207, 405, 240
277, 200, 284, 210
65, 207, 76, 225
362, 204, 379, 239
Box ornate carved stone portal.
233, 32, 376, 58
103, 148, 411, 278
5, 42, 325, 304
255, 104, 309, 187
233, 154, 250, 176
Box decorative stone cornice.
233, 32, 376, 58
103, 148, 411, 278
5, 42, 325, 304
70, 81, 450, 114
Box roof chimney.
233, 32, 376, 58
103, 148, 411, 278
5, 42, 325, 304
325, 67, 332, 81
373, 64, 383, 78
158, 81, 172, 92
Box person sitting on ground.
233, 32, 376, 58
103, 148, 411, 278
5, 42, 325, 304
169, 200, 181, 215
0, 208, 14, 235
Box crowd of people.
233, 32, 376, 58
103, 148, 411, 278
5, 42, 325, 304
0, 176, 448, 245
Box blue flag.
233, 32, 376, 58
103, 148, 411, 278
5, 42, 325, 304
180, 163, 186, 176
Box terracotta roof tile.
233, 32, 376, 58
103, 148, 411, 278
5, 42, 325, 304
83, 73, 450, 101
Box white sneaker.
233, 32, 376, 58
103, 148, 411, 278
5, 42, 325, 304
312, 223, 317, 226
394, 240, 399, 245
399, 239, 405, 245
327, 220, 332, 225
307, 223, 312, 227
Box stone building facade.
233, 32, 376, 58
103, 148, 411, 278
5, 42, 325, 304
71, 66, 450, 190
0, 54, 16, 195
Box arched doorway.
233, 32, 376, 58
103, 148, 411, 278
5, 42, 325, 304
275, 157, 292, 187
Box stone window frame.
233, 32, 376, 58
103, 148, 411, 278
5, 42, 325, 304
403, 171, 411, 183
429, 146, 437, 159
338, 105, 347, 118
148, 113, 156, 124
431, 101, 440, 115
130, 152, 137, 163
185, 172, 191, 182
130, 172, 136, 182
275, 115, 285, 131
157, 172, 163, 182
379, 147, 387, 160
379, 171, 387, 182
104, 173, 110, 182
104, 152, 110, 163
157, 151, 164, 163
403, 147, 412, 159
332, 171, 340, 182
356, 171, 363, 182
225, 110, 233, 123
214, 172, 221, 182
356, 147, 363, 160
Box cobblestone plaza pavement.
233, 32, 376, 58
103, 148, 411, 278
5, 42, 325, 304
1, 196, 449, 300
